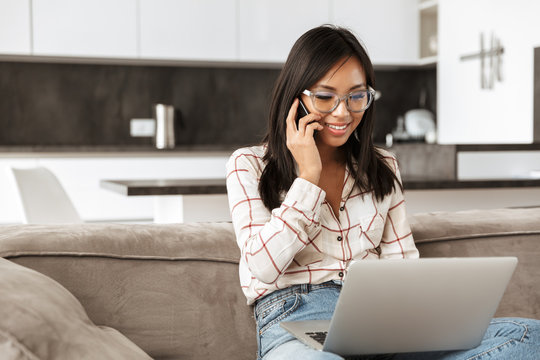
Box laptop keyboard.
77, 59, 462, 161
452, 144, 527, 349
306, 331, 328, 345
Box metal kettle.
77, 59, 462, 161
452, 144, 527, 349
153, 104, 175, 149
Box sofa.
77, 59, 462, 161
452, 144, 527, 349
0, 207, 539, 360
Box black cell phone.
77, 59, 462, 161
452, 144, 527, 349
296, 99, 309, 127
296, 98, 318, 136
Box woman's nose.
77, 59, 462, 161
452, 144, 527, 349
332, 99, 350, 118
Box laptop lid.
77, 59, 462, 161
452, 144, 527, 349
322, 257, 517, 356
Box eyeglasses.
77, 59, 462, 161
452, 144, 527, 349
302, 86, 376, 113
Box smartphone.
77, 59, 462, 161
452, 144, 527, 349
296, 98, 318, 136
296, 98, 309, 127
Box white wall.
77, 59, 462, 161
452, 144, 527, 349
1, 154, 230, 224
438, 0, 540, 144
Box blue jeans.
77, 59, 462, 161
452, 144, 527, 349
254, 282, 540, 360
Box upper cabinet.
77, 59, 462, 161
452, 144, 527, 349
32, 0, 137, 58
437, 0, 540, 144
0, 0, 425, 66
140, 0, 237, 61
332, 0, 419, 66
237, 0, 330, 63
0, 0, 31, 54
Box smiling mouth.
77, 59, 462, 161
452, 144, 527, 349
325, 123, 349, 130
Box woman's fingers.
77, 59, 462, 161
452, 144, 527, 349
286, 98, 299, 135
297, 113, 321, 136
284, 99, 323, 185
285, 99, 322, 141
305, 120, 324, 137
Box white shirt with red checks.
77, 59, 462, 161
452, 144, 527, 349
226, 145, 419, 305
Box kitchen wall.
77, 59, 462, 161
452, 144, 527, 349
0, 61, 435, 147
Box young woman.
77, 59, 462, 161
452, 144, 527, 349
226, 25, 540, 360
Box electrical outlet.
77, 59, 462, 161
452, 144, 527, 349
130, 118, 155, 137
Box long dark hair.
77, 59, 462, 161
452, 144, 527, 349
259, 25, 401, 211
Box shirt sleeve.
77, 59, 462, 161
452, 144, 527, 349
379, 156, 419, 259
226, 149, 325, 284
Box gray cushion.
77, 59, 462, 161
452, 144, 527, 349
0, 257, 151, 360
0, 223, 257, 360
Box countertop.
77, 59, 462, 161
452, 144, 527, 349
0, 145, 235, 158
4, 143, 540, 190
100, 177, 540, 196
402, 177, 540, 190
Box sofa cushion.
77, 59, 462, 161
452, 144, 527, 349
409, 207, 540, 243
0, 223, 240, 262
0, 222, 257, 360
0, 257, 151, 360
409, 207, 540, 319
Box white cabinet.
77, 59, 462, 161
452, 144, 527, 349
140, 0, 237, 61
437, 0, 540, 144
331, 0, 419, 65
0, 0, 31, 54
238, 0, 330, 63
32, 0, 137, 58
3, 0, 427, 65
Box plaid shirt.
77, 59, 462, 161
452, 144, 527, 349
226, 145, 419, 305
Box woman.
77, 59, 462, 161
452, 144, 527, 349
226, 25, 539, 360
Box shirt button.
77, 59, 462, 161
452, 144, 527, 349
337, 236, 342, 241
338, 272, 344, 277
339, 206, 345, 211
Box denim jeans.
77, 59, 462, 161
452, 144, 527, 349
254, 282, 540, 360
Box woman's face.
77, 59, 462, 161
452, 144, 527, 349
301, 56, 367, 148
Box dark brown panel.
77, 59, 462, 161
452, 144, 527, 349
0, 61, 435, 147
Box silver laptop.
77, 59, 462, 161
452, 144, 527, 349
280, 257, 517, 356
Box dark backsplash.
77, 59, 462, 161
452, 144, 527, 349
0, 61, 435, 147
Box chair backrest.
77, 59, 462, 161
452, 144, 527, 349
9, 167, 83, 224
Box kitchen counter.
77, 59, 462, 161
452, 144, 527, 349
100, 178, 227, 196
0, 145, 235, 158
403, 177, 540, 190
0, 145, 239, 151
100, 177, 540, 197
3, 143, 540, 190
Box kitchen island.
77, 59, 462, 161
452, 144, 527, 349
99, 176, 540, 223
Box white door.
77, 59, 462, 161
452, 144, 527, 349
237, 0, 330, 63
332, 0, 419, 66
32, 0, 138, 58
437, 0, 540, 144
139, 0, 237, 61
0, 0, 31, 54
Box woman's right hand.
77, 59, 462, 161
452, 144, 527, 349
285, 99, 324, 185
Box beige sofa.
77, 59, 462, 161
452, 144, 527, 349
0, 207, 539, 360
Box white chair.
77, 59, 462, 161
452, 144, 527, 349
9, 166, 83, 224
